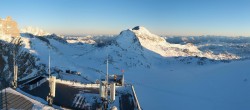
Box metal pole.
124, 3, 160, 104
13, 38, 18, 89
106, 58, 108, 83
5, 89, 7, 109
49, 49, 51, 77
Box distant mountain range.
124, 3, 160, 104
1, 26, 247, 78
2, 26, 240, 81
1, 26, 250, 109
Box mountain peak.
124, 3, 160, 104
117, 26, 165, 49
132, 26, 146, 30
131, 26, 166, 43
21, 26, 50, 36
132, 26, 151, 34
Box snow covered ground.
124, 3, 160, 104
8, 26, 250, 110
127, 60, 250, 110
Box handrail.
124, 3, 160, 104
131, 85, 141, 110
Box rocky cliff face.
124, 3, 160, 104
0, 16, 20, 37
0, 37, 44, 89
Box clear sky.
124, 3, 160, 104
1, 0, 250, 36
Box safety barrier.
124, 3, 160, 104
29, 78, 47, 90
56, 79, 99, 88
131, 85, 141, 110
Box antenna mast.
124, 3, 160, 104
47, 47, 56, 106
49, 49, 51, 77
106, 46, 109, 83
13, 38, 18, 89
106, 56, 108, 83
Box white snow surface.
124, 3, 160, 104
4, 26, 248, 110
0, 34, 14, 42
127, 60, 250, 110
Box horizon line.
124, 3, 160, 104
19, 26, 250, 37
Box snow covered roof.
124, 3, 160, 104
0, 87, 53, 110
19, 77, 140, 110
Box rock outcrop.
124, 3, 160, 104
0, 16, 20, 37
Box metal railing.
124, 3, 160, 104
131, 85, 141, 110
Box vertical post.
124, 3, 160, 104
106, 58, 108, 83
49, 49, 51, 77
99, 81, 109, 109
13, 65, 18, 88
4, 88, 8, 109
47, 76, 56, 106
50, 76, 56, 97
13, 44, 18, 89
122, 73, 124, 86
99, 81, 108, 100
47, 47, 56, 106
110, 83, 116, 102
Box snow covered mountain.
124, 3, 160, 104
166, 35, 250, 59
120, 26, 239, 60
21, 26, 50, 36
1, 26, 250, 110
16, 26, 243, 79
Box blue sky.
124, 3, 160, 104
1, 0, 250, 36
